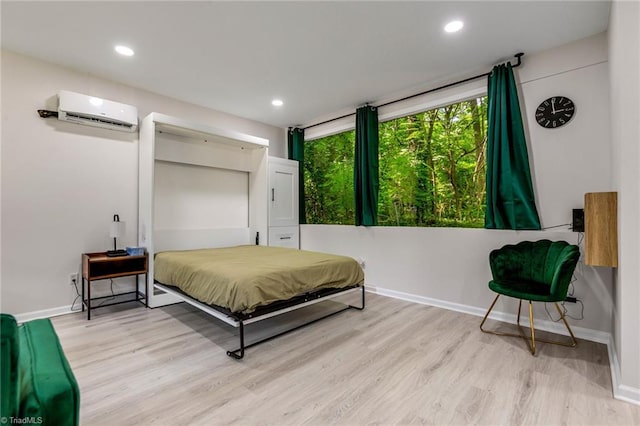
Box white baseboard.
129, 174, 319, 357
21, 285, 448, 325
367, 286, 609, 343
13, 305, 77, 323
367, 285, 640, 406
606, 334, 640, 406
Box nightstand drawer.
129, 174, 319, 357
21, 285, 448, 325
82, 253, 148, 280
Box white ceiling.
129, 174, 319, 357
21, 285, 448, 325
1, 1, 610, 128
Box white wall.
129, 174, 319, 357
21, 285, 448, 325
153, 161, 249, 230
609, 0, 640, 398
0, 49, 286, 315
301, 33, 615, 334
519, 33, 611, 228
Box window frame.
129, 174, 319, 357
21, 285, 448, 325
301, 79, 488, 227
304, 115, 355, 143
378, 81, 486, 123
305, 79, 485, 141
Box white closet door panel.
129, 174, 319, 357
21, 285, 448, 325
269, 158, 299, 227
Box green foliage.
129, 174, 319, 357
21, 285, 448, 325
304, 131, 355, 224
304, 97, 488, 228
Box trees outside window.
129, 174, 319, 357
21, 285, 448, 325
378, 97, 487, 227
303, 96, 487, 228
304, 130, 355, 224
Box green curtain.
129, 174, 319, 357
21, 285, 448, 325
355, 106, 379, 226
287, 127, 306, 224
485, 63, 541, 230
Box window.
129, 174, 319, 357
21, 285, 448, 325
378, 97, 487, 227
302, 96, 487, 228
304, 130, 355, 224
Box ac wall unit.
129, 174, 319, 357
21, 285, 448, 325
58, 90, 138, 132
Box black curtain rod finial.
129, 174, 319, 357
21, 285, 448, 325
514, 52, 524, 67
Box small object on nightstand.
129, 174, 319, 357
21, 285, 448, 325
106, 214, 127, 257
126, 246, 145, 256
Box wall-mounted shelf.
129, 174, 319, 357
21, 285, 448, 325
585, 191, 618, 267
152, 113, 268, 149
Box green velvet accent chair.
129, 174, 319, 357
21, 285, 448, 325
0, 314, 80, 425
480, 240, 580, 355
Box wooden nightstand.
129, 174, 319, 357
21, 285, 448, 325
81, 252, 148, 320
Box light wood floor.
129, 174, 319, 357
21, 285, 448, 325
51, 293, 640, 425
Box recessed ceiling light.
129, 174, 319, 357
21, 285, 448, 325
271, 99, 284, 107
444, 20, 464, 33
114, 45, 135, 56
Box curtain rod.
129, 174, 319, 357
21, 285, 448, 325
300, 52, 524, 131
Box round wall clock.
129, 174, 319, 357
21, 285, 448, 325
535, 96, 575, 129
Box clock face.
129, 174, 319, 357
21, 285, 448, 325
535, 96, 575, 128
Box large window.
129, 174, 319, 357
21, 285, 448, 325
379, 97, 487, 227
303, 96, 487, 228
304, 130, 355, 224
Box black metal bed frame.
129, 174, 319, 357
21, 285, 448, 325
154, 282, 366, 359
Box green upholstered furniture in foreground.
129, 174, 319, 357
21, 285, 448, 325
0, 314, 79, 425
480, 240, 581, 355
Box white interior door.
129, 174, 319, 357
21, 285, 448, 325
269, 158, 299, 227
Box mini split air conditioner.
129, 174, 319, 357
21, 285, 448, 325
58, 90, 138, 132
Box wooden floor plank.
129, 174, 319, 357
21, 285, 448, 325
51, 293, 640, 425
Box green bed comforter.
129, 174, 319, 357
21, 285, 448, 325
154, 245, 364, 313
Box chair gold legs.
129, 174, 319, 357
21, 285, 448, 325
480, 295, 578, 355
555, 302, 578, 346
480, 294, 500, 332
514, 300, 537, 355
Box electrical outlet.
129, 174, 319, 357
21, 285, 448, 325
69, 273, 78, 286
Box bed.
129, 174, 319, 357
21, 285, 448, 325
153, 245, 365, 359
